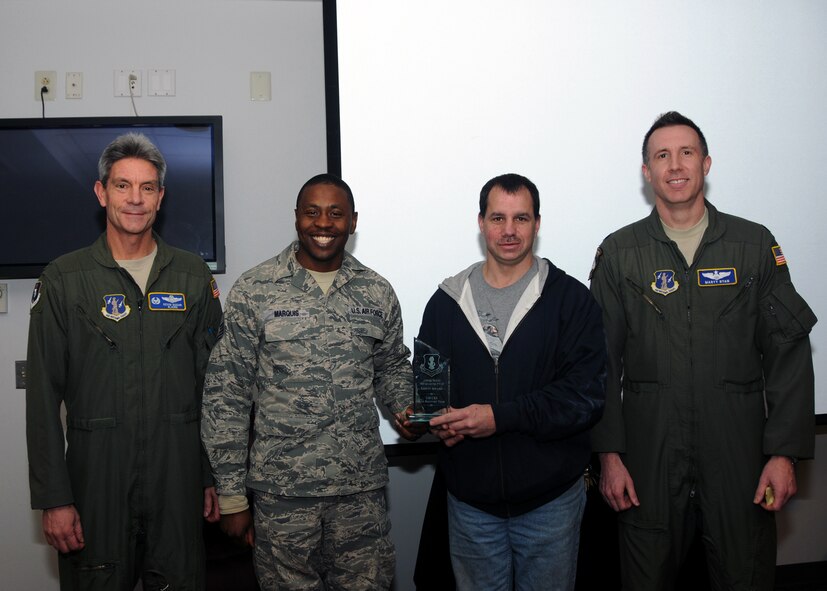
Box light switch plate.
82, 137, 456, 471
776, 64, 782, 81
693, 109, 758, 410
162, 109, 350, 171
250, 71, 271, 101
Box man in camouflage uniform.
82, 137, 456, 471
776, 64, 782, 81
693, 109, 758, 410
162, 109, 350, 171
201, 174, 419, 590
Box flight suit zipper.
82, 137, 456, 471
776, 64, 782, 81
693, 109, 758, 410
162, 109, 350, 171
76, 305, 118, 349
625, 278, 664, 317
720, 276, 755, 317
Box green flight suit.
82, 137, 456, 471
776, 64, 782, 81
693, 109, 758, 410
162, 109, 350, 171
26, 233, 223, 591
590, 203, 815, 591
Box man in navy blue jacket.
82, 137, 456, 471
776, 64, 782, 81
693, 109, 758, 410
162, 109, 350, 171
420, 173, 606, 591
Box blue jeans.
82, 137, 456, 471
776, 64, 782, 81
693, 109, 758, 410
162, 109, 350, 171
447, 479, 585, 591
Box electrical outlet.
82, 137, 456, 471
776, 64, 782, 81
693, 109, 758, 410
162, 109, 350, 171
66, 72, 83, 99
114, 69, 142, 97
35, 70, 57, 101
0, 283, 7, 313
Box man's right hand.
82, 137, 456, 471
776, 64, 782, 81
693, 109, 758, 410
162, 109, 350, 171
220, 509, 255, 547
42, 504, 85, 553
599, 452, 640, 512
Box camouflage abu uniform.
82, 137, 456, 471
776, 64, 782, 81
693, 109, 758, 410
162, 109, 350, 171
201, 242, 412, 588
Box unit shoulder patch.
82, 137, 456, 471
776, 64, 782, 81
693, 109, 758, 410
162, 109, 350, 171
30, 281, 43, 310
102, 294, 131, 321
651, 270, 679, 295
588, 246, 603, 281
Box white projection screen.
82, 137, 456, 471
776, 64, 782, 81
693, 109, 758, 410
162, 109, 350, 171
329, 0, 827, 446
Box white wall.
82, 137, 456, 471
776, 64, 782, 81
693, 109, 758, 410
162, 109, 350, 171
337, 0, 827, 417
0, 1, 328, 588
2, 2, 823, 589
335, 0, 827, 570
776, 425, 827, 564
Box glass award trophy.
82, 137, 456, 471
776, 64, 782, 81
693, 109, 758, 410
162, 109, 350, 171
409, 338, 450, 423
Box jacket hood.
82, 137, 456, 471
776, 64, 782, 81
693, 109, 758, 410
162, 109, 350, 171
438, 256, 552, 303
437, 256, 559, 350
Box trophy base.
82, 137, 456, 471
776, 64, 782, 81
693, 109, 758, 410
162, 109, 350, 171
407, 413, 440, 423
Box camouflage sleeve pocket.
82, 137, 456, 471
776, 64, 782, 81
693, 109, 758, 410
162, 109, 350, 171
350, 317, 384, 341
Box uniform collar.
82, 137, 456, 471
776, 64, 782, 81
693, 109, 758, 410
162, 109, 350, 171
91, 231, 173, 276
277, 241, 366, 292
645, 200, 726, 246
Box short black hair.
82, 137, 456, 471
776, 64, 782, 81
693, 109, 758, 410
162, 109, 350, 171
642, 111, 709, 164
296, 173, 355, 211
479, 173, 540, 217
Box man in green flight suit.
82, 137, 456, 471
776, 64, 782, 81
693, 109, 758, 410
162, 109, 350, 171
590, 111, 816, 591
26, 133, 224, 590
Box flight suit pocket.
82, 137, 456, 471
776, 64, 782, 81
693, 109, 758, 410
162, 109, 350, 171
64, 558, 120, 588
723, 378, 764, 394
714, 278, 761, 385
67, 417, 118, 430
622, 278, 670, 386
74, 305, 123, 419
165, 409, 199, 424
762, 282, 817, 344
160, 305, 197, 350
621, 380, 667, 469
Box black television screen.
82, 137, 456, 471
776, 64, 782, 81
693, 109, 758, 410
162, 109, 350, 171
0, 116, 225, 279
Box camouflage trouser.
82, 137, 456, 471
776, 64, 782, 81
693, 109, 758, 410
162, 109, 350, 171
253, 488, 395, 591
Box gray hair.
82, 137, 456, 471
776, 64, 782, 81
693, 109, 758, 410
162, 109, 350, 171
98, 132, 167, 186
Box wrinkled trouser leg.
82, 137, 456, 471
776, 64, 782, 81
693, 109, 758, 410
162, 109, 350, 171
253, 489, 395, 591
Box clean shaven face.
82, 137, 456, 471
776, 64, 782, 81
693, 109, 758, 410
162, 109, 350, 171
94, 157, 165, 240
294, 183, 357, 272
643, 124, 711, 209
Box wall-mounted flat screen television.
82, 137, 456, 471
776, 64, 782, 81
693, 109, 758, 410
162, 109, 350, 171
0, 115, 225, 279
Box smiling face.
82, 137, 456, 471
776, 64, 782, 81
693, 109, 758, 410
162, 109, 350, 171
94, 157, 164, 242
478, 185, 540, 272
294, 182, 357, 272
643, 124, 711, 212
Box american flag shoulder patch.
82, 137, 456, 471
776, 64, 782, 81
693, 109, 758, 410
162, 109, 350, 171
772, 245, 787, 267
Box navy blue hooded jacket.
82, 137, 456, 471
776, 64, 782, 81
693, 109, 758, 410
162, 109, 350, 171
418, 257, 606, 517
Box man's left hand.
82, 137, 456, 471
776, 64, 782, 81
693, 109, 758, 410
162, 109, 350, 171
753, 456, 797, 512
429, 405, 496, 447
203, 486, 220, 523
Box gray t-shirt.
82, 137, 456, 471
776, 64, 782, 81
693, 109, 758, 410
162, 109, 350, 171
470, 258, 539, 359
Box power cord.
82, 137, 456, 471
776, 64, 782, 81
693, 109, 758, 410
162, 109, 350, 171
40, 85, 48, 118
128, 74, 140, 117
